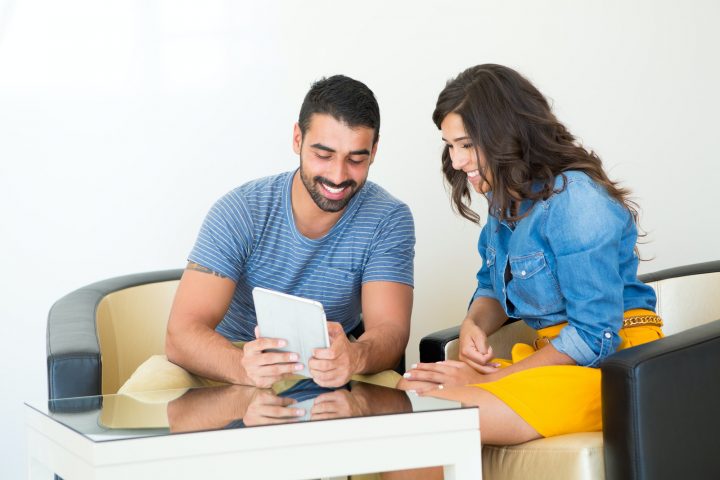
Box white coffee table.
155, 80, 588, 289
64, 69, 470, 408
26, 382, 481, 479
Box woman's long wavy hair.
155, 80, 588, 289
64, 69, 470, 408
432, 64, 639, 226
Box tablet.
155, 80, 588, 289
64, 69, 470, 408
252, 287, 330, 378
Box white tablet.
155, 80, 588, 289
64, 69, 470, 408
252, 287, 330, 378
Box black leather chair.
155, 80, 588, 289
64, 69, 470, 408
419, 260, 720, 480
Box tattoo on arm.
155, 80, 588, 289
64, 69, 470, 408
186, 262, 228, 279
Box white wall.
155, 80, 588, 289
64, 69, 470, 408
2, 0, 719, 476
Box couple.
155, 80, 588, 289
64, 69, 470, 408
121, 65, 662, 452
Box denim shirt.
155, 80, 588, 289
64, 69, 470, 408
472, 171, 656, 367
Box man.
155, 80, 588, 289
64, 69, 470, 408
148, 75, 414, 390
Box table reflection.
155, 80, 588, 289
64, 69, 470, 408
74, 380, 412, 435
168, 379, 412, 432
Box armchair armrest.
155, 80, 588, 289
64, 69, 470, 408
601, 318, 720, 480
419, 326, 460, 363
47, 269, 183, 400
47, 288, 103, 400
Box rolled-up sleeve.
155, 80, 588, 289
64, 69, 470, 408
545, 179, 630, 366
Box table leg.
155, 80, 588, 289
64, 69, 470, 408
28, 455, 54, 480
443, 459, 482, 480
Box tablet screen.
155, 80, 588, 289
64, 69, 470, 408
252, 287, 330, 378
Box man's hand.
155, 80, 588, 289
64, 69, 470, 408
309, 390, 365, 420
458, 317, 500, 373
308, 322, 358, 387
243, 390, 305, 427
240, 329, 305, 388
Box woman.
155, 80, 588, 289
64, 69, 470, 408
399, 64, 663, 447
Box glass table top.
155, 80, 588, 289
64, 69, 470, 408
27, 379, 466, 442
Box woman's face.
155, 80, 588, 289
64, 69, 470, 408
440, 112, 491, 194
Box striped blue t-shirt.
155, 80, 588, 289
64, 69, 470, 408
188, 170, 415, 341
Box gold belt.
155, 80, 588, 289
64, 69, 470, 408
533, 312, 663, 350
622, 313, 663, 328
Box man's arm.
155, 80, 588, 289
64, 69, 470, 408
353, 281, 412, 373
309, 281, 412, 387
165, 264, 247, 384
166, 263, 303, 387
167, 384, 257, 432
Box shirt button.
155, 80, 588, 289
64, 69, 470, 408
487, 260, 491, 266
521, 270, 527, 277
604, 332, 612, 339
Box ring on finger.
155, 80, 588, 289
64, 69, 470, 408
437, 384, 444, 391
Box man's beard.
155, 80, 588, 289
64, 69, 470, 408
299, 157, 363, 213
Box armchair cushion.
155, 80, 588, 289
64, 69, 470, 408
483, 432, 603, 480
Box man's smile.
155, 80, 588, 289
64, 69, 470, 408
315, 177, 356, 201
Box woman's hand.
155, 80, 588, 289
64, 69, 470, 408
396, 376, 438, 393
401, 360, 498, 393
459, 317, 500, 373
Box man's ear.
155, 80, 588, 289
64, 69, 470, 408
369, 135, 379, 165
292, 123, 302, 155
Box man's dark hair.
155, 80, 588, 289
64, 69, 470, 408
298, 75, 380, 144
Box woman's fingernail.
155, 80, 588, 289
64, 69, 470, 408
295, 409, 305, 416
403, 372, 412, 378
294, 363, 304, 371
410, 363, 417, 369
407, 390, 417, 395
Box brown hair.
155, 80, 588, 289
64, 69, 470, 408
432, 64, 639, 225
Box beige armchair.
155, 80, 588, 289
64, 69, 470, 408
420, 261, 720, 479
47, 269, 183, 398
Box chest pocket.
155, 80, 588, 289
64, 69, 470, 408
315, 266, 360, 313
508, 252, 563, 314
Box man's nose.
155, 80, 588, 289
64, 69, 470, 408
326, 158, 349, 184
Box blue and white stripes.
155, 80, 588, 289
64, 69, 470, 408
189, 170, 415, 341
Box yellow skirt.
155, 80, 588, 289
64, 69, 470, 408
473, 309, 664, 437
